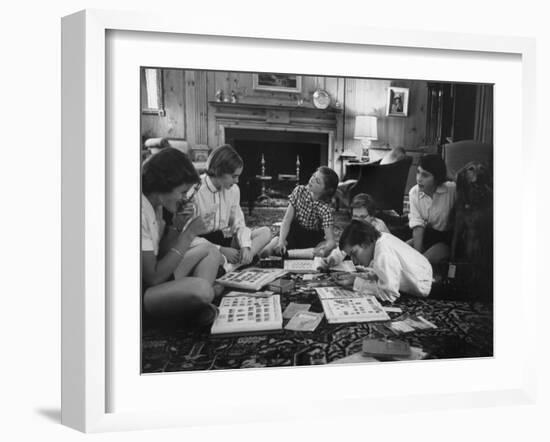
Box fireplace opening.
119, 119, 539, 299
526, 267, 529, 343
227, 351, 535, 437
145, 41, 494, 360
224, 128, 329, 203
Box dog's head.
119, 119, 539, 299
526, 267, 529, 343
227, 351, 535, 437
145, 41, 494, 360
456, 162, 492, 209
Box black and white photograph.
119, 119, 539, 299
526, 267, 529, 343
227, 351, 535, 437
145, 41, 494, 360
140, 69, 494, 373
386, 86, 409, 116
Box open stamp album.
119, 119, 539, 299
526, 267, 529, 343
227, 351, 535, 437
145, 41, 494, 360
211, 292, 283, 335
216, 268, 287, 291
315, 286, 390, 324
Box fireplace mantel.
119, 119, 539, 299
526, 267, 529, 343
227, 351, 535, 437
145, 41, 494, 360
209, 100, 340, 169
209, 100, 341, 114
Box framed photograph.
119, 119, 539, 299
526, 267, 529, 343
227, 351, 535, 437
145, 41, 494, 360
61, 9, 536, 433
253, 73, 302, 92
386, 86, 409, 116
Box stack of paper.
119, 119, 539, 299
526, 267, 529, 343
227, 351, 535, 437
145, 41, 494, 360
286, 248, 315, 259
284, 257, 356, 273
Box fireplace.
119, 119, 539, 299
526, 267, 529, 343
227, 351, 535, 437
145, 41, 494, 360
209, 100, 340, 204
225, 128, 328, 201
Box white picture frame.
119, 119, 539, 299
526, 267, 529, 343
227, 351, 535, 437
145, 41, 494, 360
61, 9, 537, 433
386, 86, 409, 117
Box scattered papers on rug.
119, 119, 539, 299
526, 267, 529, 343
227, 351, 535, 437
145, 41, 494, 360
284, 311, 324, 332
282, 302, 311, 319
385, 314, 437, 334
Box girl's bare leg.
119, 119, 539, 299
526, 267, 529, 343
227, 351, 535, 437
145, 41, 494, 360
143, 277, 214, 319
249, 226, 272, 256
424, 242, 450, 264
173, 243, 217, 280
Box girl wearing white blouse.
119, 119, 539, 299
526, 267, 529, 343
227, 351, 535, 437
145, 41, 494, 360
408, 154, 456, 264
141, 148, 224, 324
194, 144, 272, 270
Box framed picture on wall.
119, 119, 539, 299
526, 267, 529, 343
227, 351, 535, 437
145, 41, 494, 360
386, 86, 409, 117
253, 73, 302, 92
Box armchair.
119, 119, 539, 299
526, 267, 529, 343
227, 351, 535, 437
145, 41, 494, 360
442, 140, 493, 179
339, 156, 413, 215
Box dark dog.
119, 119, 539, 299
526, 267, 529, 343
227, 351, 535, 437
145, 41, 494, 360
451, 162, 493, 296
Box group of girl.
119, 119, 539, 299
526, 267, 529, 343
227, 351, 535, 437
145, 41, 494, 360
142, 143, 455, 324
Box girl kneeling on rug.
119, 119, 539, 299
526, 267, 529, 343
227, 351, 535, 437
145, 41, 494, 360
142, 148, 223, 323
194, 144, 272, 272
262, 166, 339, 257
336, 219, 432, 303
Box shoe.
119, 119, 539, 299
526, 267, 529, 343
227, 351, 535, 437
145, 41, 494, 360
192, 304, 219, 328
216, 265, 226, 278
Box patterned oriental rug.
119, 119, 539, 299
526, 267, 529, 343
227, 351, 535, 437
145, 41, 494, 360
142, 284, 493, 373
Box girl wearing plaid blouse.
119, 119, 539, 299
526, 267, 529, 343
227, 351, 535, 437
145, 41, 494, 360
262, 166, 339, 257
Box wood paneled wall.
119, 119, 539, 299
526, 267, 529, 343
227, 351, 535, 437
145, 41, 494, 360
141, 69, 429, 156
342, 78, 429, 156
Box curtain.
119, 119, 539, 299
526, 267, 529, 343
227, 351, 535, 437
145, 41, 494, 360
474, 85, 493, 144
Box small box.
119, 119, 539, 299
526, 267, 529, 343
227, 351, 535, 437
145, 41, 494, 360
362, 338, 411, 358
259, 256, 283, 268
267, 279, 295, 294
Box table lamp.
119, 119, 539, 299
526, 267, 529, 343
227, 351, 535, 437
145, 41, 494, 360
354, 115, 378, 161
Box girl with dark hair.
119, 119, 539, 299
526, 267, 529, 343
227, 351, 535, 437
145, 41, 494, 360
335, 220, 432, 302
408, 154, 456, 264
193, 144, 272, 272
141, 148, 224, 323
262, 166, 339, 257
349, 193, 389, 233
319, 193, 389, 270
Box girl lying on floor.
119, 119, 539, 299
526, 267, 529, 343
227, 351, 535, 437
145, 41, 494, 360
334, 219, 433, 303
261, 166, 339, 258
141, 148, 223, 325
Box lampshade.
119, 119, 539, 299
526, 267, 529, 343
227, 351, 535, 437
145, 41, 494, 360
354, 115, 378, 140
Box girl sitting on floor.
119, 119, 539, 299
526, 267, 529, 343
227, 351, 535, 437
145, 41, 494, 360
194, 144, 272, 272
262, 166, 339, 257
141, 148, 224, 324
335, 219, 433, 303
408, 154, 456, 264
